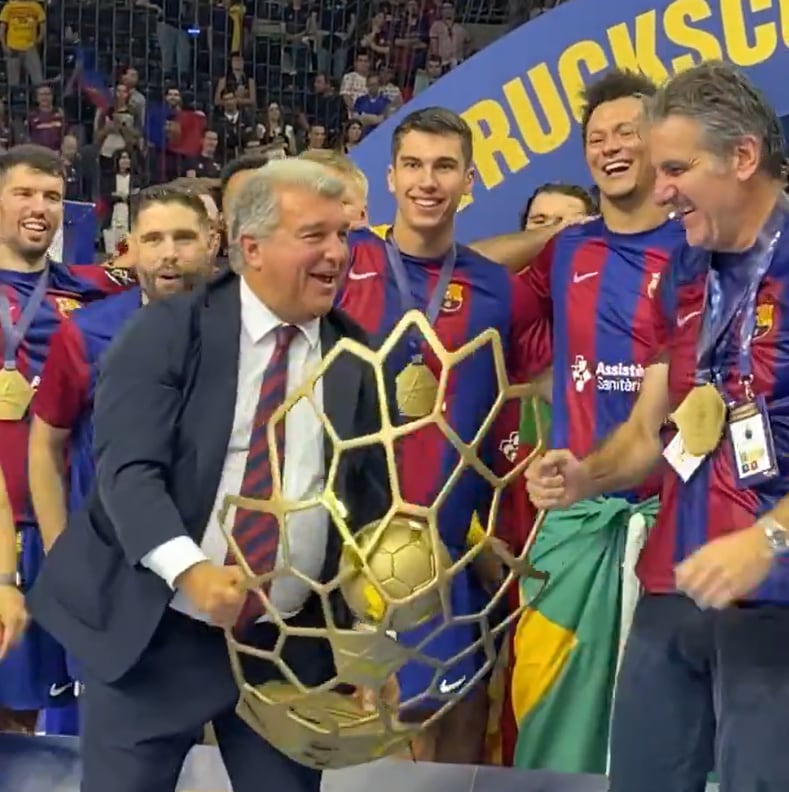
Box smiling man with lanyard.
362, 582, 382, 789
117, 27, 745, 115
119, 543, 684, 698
0, 145, 131, 734
526, 61, 789, 791
336, 106, 549, 764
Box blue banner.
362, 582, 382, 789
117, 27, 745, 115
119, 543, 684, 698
352, 0, 789, 242
49, 201, 97, 265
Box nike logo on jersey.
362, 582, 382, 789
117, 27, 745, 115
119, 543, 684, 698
677, 310, 701, 328
49, 682, 74, 698
572, 272, 598, 284
348, 270, 377, 281
438, 676, 466, 694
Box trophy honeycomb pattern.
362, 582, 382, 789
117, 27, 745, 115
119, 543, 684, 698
220, 309, 549, 769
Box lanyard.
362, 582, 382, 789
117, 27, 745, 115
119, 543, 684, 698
384, 232, 456, 357
0, 268, 49, 370
695, 201, 786, 395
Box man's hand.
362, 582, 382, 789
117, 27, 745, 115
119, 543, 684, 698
472, 536, 508, 593
174, 562, 246, 629
0, 584, 29, 660
352, 673, 400, 714
675, 525, 775, 610
525, 449, 588, 510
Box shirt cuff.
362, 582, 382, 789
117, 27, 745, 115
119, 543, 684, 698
140, 537, 208, 589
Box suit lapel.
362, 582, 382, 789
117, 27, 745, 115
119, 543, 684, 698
320, 313, 361, 458
193, 274, 241, 501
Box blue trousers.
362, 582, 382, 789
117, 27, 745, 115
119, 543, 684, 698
610, 593, 789, 792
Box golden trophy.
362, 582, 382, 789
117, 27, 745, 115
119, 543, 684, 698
221, 309, 549, 769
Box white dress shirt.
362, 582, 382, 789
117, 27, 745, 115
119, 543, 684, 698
141, 276, 329, 623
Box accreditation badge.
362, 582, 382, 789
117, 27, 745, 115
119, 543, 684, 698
727, 396, 779, 489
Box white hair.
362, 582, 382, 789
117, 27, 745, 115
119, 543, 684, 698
227, 158, 345, 274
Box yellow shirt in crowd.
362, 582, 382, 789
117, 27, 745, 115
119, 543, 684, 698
0, 0, 44, 51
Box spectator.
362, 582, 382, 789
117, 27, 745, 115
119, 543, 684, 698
214, 51, 256, 110
390, 0, 429, 86
185, 129, 222, 178
27, 85, 65, 152
261, 101, 297, 156
214, 89, 252, 163
352, 74, 390, 138
101, 149, 141, 254
305, 122, 328, 151
94, 88, 142, 175
0, 0, 44, 87
60, 133, 87, 201
281, 0, 317, 76
379, 65, 403, 110
301, 72, 346, 146
116, 67, 146, 126
340, 51, 371, 114
413, 54, 443, 95
137, 0, 193, 85
337, 118, 362, 153
203, 0, 246, 70
316, 0, 356, 80
429, 1, 470, 70
359, 10, 391, 70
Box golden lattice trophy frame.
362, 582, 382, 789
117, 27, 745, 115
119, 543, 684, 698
220, 309, 549, 769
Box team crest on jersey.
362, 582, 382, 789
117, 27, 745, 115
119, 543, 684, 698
103, 266, 135, 287
54, 297, 81, 317
441, 282, 463, 313
754, 302, 774, 339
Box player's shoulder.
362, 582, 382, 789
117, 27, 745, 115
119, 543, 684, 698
348, 226, 388, 272
66, 263, 135, 291
456, 242, 511, 285
70, 286, 142, 332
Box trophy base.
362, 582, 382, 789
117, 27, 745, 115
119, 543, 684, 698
235, 682, 415, 770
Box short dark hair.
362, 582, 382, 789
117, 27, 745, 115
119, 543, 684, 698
130, 186, 209, 227
391, 106, 473, 166
220, 153, 270, 195
580, 69, 658, 141
0, 144, 64, 183
519, 182, 597, 230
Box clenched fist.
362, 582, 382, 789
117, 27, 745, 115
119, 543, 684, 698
525, 449, 588, 510
175, 562, 247, 629
0, 584, 29, 660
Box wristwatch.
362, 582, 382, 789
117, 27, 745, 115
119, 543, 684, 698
761, 517, 789, 556
0, 572, 18, 588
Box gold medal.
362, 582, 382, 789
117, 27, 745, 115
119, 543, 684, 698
396, 362, 438, 419
0, 368, 33, 421
670, 383, 727, 456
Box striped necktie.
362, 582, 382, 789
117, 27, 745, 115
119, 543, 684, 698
228, 324, 299, 632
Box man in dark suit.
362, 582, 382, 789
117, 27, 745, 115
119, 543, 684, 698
28, 159, 392, 792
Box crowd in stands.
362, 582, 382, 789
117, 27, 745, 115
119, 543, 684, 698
0, 0, 563, 254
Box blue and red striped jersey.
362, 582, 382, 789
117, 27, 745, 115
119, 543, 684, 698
32, 287, 143, 513
520, 218, 684, 500
0, 262, 130, 525
638, 229, 789, 603
337, 228, 549, 550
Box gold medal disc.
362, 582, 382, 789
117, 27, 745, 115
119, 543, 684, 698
670, 383, 727, 456
395, 362, 438, 419
0, 368, 33, 421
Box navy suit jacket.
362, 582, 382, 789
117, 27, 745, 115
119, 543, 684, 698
28, 271, 393, 684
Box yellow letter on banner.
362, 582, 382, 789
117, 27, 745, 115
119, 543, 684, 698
462, 99, 529, 190
663, 0, 723, 73
557, 40, 609, 123
503, 64, 572, 155
720, 0, 777, 67
607, 10, 671, 85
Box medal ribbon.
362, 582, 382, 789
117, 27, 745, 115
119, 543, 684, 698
0, 268, 50, 371
695, 197, 788, 394
384, 231, 457, 358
